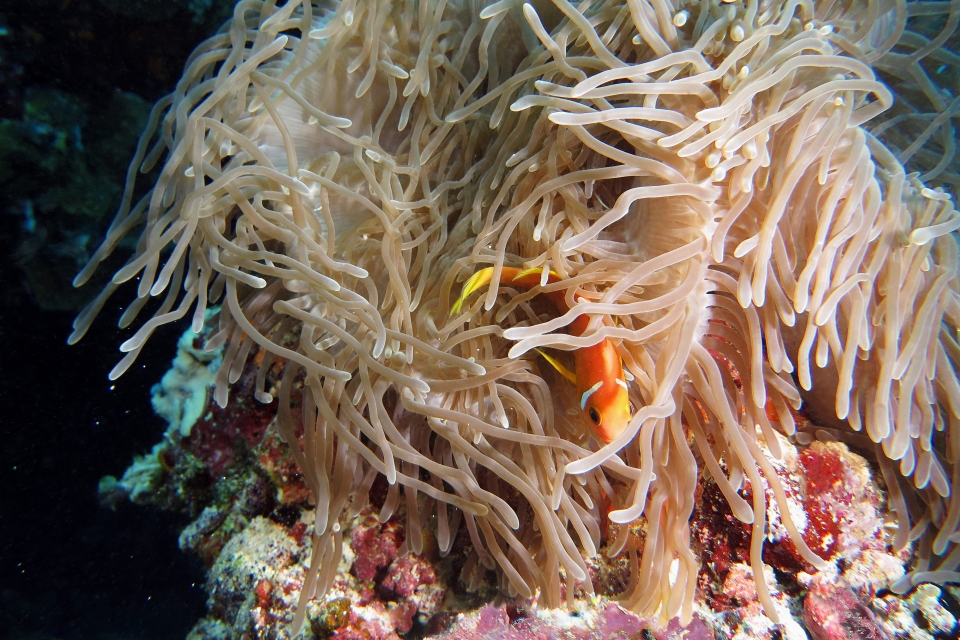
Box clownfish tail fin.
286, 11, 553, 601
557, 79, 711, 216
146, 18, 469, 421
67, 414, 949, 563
451, 267, 495, 316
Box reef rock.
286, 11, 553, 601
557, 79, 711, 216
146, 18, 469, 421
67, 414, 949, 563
94, 323, 946, 639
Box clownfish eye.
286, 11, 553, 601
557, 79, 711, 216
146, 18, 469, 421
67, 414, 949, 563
588, 407, 601, 425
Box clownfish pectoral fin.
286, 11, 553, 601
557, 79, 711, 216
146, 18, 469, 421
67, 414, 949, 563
450, 267, 495, 316
534, 348, 577, 385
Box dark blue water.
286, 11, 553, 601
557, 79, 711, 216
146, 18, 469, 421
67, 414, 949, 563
0, 1, 231, 637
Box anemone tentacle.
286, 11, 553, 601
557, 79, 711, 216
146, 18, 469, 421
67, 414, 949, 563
74, 0, 960, 631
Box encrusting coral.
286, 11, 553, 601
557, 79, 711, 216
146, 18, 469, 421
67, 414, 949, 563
72, 0, 960, 633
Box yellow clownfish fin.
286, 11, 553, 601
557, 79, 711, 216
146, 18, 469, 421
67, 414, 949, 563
513, 267, 543, 280
513, 267, 561, 283
451, 267, 495, 316
534, 348, 577, 385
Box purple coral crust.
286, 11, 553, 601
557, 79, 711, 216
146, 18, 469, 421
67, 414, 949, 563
434, 602, 714, 640
804, 583, 890, 640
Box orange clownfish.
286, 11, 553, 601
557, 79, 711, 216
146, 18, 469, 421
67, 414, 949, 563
451, 266, 632, 444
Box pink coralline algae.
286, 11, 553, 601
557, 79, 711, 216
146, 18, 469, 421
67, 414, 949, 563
347, 514, 430, 618
350, 516, 405, 583
380, 555, 437, 600
330, 509, 445, 636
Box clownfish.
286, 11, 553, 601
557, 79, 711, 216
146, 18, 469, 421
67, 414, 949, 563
451, 266, 632, 444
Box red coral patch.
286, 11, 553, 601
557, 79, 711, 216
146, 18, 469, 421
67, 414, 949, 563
187, 367, 278, 475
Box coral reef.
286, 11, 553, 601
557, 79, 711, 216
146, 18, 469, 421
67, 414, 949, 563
803, 583, 888, 640
152, 320, 225, 438
872, 584, 960, 640
433, 602, 715, 640
101, 322, 958, 639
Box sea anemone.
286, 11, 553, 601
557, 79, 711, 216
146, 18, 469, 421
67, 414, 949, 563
72, 0, 960, 632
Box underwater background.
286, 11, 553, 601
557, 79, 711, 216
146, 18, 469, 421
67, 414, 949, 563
0, 2, 235, 638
